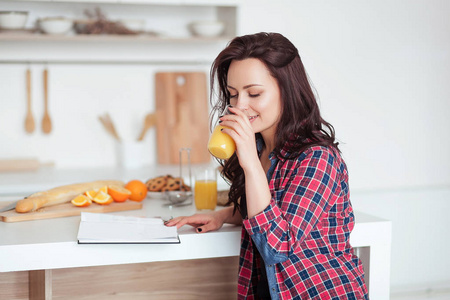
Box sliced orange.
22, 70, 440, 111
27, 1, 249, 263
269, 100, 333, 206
85, 190, 98, 201
71, 195, 92, 207
108, 185, 131, 202
98, 186, 108, 195
93, 191, 113, 205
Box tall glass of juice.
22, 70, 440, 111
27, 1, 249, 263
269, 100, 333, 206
207, 105, 236, 159
194, 167, 217, 210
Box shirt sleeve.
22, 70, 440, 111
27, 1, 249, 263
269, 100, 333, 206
242, 147, 340, 265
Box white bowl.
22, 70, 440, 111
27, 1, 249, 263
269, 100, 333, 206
0, 11, 28, 30
39, 17, 73, 35
189, 21, 225, 37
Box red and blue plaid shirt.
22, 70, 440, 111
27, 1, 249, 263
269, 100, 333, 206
238, 143, 369, 299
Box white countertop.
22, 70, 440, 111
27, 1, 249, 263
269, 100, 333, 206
0, 167, 392, 278
0, 196, 242, 272
0, 165, 221, 196
0, 198, 390, 273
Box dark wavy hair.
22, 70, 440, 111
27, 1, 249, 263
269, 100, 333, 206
210, 32, 339, 217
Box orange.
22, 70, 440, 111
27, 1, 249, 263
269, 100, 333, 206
85, 190, 98, 201
125, 180, 148, 202
71, 195, 92, 207
92, 191, 113, 205
98, 186, 108, 195
108, 185, 132, 202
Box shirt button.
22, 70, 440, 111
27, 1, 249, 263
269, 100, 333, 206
268, 264, 272, 267
272, 288, 276, 291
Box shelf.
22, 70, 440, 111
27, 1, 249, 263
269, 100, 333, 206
0, 32, 233, 43
0, 33, 230, 64
15, 0, 242, 6
0, 0, 240, 64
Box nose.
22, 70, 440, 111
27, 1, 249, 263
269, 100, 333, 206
234, 96, 249, 111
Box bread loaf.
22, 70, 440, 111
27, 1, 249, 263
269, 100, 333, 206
15, 180, 124, 213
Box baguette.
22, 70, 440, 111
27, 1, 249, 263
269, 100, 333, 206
15, 180, 124, 213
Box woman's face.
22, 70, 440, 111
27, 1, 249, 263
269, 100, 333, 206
227, 58, 282, 139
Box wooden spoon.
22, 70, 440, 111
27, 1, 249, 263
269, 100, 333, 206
42, 68, 52, 134
98, 114, 120, 141
137, 113, 157, 141
104, 113, 120, 141
24, 68, 35, 134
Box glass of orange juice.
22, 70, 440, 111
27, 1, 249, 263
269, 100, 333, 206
194, 167, 217, 210
207, 105, 237, 160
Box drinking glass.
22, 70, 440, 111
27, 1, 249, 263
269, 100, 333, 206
207, 105, 236, 159
194, 167, 217, 210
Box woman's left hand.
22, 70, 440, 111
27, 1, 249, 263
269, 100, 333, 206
219, 106, 260, 171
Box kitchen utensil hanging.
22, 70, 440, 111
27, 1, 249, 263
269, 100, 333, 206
24, 66, 35, 134
137, 112, 157, 141
42, 66, 52, 134
98, 113, 120, 141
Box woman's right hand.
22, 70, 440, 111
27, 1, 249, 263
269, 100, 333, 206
164, 211, 226, 233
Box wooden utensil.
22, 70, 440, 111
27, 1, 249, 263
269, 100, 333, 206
155, 72, 210, 164
0, 158, 53, 172
137, 113, 157, 141
24, 68, 35, 133
98, 116, 116, 138
104, 113, 120, 141
98, 114, 120, 141
42, 68, 52, 134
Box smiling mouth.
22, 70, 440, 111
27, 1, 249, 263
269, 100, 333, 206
248, 115, 258, 121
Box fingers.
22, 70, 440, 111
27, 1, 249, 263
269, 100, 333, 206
164, 216, 189, 229
197, 221, 218, 233
164, 214, 210, 230
219, 117, 252, 142
164, 214, 222, 233
220, 106, 252, 133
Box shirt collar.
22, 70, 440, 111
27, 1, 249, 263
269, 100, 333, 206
255, 134, 291, 162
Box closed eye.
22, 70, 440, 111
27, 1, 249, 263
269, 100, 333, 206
249, 94, 260, 98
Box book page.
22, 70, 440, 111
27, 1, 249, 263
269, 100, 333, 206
78, 212, 178, 243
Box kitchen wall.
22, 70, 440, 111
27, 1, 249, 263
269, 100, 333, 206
0, 63, 212, 168
1, 0, 450, 297
238, 0, 450, 297
0, 1, 223, 168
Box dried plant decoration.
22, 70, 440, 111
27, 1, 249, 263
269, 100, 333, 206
77, 7, 137, 35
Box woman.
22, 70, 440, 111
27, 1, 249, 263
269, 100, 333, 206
166, 32, 368, 300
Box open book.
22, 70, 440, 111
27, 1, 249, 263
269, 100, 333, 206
77, 212, 180, 244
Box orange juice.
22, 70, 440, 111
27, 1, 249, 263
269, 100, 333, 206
207, 125, 236, 159
194, 180, 217, 210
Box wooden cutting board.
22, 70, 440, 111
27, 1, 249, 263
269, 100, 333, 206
0, 201, 143, 223
0, 158, 53, 172
155, 72, 210, 164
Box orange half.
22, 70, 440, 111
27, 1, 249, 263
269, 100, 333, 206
71, 195, 92, 207
108, 185, 131, 202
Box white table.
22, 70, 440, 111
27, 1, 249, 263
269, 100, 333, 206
0, 167, 392, 299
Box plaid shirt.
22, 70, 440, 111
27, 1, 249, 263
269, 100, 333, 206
238, 143, 369, 299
